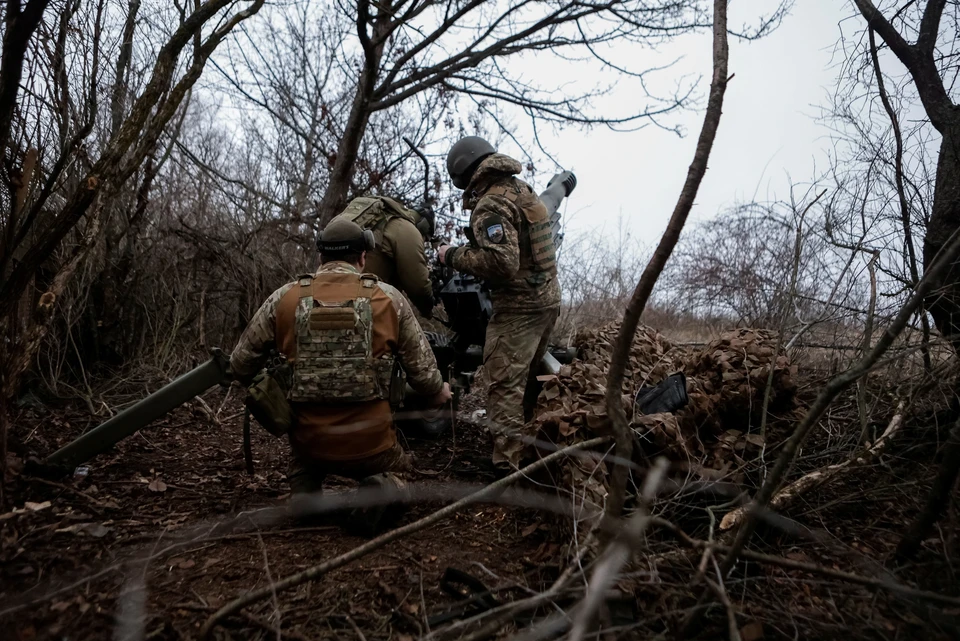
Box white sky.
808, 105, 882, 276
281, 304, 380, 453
496, 0, 852, 248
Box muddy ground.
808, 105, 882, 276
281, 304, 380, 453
1, 380, 959, 640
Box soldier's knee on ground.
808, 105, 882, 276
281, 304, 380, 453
344, 473, 409, 536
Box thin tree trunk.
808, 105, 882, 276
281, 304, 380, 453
315, 0, 386, 226
923, 127, 960, 356
868, 28, 933, 372
896, 422, 960, 560
602, 0, 729, 530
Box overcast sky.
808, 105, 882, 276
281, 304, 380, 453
498, 0, 853, 249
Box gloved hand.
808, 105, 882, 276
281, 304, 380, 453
430, 382, 453, 407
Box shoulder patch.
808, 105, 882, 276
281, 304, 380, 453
482, 215, 505, 244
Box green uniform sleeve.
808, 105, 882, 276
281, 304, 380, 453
229, 283, 294, 380
380, 283, 443, 396
385, 218, 435, 316
449, 195, 520, 281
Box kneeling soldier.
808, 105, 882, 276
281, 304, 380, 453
230, 218, 451, 529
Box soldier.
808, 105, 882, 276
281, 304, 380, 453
438, 136, 561, 469
329, 196, 436, 318
231, 217, 451, 527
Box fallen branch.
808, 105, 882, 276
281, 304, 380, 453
200, 436, 611, 639
425, 531, 600, 641
896, 421, 960, 560
649, 518, 960, 609
716, 543, 960, 609
719, 400, 906, 531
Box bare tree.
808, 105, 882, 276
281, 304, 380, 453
0, 0, 265, 500
850, 0, 960, 356
245, 0, 787, 226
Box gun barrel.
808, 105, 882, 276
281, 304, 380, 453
539, 170, 577, 218
539, 170, 576, 250
45, 351, 231, 469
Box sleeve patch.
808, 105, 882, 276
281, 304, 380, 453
482, 216, 505, 244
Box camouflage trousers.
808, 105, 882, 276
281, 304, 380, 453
483, 307, 558, 467
287, 441, 412, 495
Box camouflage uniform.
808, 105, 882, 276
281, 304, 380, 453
330, 197, 435, 317
446, 154, 561, 467
230, 261, 443, 491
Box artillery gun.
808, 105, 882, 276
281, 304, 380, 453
42, 171, 579, 471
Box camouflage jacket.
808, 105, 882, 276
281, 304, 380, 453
447, 154, 561, 313
230, 262, 442, 397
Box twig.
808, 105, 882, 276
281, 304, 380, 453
345, 614, 367, 641
568, 458, 668, 641
649, 518, 960, 609
868, 26, 932, 373
243, 409, 254, 475
425, 531, 600, 641
24, 476, 112, 512
719, 400, 906, 531
759, 189, 826, 442
704, 576, 740, 641
714, 221, 960, 579
255, 530, 282, 641
200, 437, 611, 638
239, 611, 312, 641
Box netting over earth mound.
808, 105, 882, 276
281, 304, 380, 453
530, 323, 797, 516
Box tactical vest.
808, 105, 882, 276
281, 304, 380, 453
337, 197, 418, 258
484, 182, 557, 285
287, 273, 395, 403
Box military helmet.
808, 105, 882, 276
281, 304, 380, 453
317, 217, 376, 255
446, 136, 495, 189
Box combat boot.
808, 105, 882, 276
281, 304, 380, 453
343, 473, 409, 536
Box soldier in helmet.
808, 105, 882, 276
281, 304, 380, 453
231, 218, 451, 528
328, 196, 436, 318
438, 136, 561, 469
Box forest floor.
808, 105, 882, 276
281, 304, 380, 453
2, 367, 960, 641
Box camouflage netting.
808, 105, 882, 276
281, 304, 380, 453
530, 323, 798, 523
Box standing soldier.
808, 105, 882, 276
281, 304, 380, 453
438, 137, 562, 470
231, 217, 451, 529
329, 196, 436, 318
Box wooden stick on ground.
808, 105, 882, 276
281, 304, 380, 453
200, 436, 611, 639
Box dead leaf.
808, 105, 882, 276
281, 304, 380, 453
744, 433, 764, 447
178, 559, 196, 569
148, 479, 167, 493
50, 600, 71, 613
521, 522, 539, 537
24, 501, 51, 512
740, 621, 764, 641
82, 523, 111, 538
